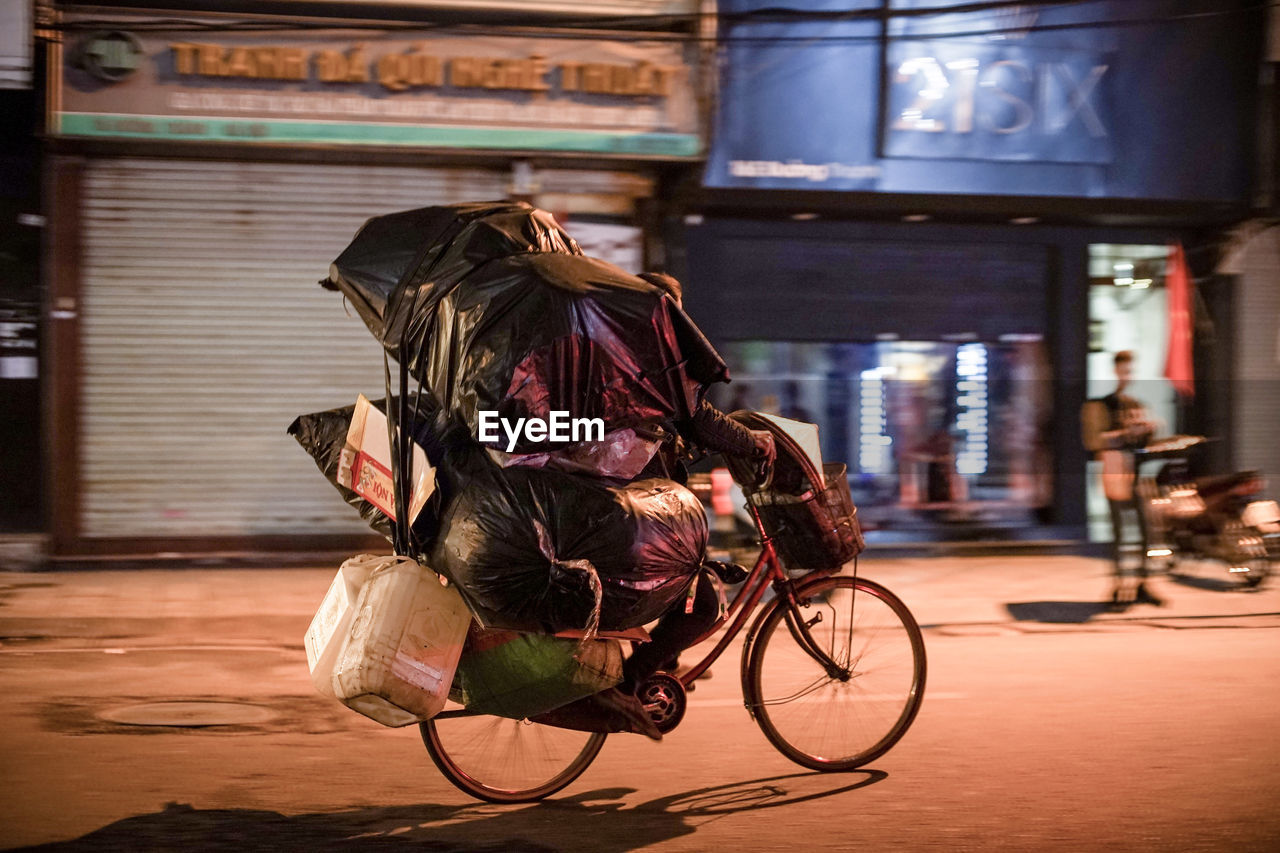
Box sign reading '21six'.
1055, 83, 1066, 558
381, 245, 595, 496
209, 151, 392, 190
882, 42, 1112, 164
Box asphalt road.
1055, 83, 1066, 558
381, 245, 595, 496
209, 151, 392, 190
1, 559, 1278, 851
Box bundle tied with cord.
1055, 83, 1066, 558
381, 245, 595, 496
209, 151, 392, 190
295, 201, 726, 720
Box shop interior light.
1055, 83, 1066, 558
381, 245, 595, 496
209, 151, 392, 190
1113, 261, 1134, 286
902, 214, 931, 222
859, 366, 894, 475
955, 343, 989, 477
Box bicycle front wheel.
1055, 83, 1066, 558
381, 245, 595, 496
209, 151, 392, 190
420, 713, 606, 803
743, 575, 925, 771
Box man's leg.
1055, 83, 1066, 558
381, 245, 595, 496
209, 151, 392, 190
1128, 493, 1163, 604
1108, 498, 1129, 604
588, 570, 719, 742
621, 570, 720, 694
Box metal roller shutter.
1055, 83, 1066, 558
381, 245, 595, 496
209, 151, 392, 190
79, 158, 507, 539
1233, 226, 1280, 499
684, 219, 1048, 343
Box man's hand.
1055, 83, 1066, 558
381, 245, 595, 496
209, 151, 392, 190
1124, 418, 1157, 446
749, 430, 776, 468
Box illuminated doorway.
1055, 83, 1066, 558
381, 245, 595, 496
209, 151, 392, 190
1085, 244, 1176, 541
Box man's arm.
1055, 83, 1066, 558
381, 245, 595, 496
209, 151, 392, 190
683, 400, 775, 465
1082, 400, 1140, 453
1081, 400, 1112, 454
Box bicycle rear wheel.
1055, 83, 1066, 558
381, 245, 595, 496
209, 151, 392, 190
743, 575, 925, 771
420, 712, 606, 803
1228, 526, 1273, 589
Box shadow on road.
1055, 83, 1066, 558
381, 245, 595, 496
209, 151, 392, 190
1164, 571, 1250, 593
633, 769, 886, 816
1004, 601, 1115, 623
9, 771, 886, 852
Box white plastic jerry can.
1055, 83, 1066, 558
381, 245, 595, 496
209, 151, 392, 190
306, 554, 471, 727
305, 556, 375, 697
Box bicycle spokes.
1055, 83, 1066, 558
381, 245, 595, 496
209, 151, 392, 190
744, 576, 926, 770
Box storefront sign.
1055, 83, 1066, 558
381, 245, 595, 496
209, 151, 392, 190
705, 0, 1258, 201
53, 23, 700, 157
882, 41, 1112, 164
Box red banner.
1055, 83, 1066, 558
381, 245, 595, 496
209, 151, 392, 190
1164, 243, 1195, 398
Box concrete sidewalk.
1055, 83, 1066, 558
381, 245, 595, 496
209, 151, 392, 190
1, 555, 1277, 647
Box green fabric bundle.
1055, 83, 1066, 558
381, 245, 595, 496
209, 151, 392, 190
452, 626, 622, 719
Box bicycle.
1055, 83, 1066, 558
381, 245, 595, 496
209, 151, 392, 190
418, 431, 927, 803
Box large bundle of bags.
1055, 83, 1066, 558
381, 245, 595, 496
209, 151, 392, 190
293, 202, 727, 722
290, 400, 707, 636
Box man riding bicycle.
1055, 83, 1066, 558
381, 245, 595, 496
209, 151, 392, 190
592, 273, 776, 740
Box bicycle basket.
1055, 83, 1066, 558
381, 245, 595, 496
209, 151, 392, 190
722, 410, 865, 571
749, 462, 865, 570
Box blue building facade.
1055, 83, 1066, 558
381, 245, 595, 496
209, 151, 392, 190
679, 0, 1266, 544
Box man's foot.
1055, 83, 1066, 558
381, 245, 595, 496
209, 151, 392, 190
674, 663, 713, 681
1134, 582, 1164, 606
659, 657, 711, 692
1107, 587, 1131, 612
705, 560, 748, 585
591, 687, 663, 741
675, 665, 712, 692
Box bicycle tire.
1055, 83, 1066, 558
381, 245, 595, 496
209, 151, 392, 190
1235, 554, 1272, 589
1233, 526, 1273, 589
1192, 525, 1274, 589
420, 714, 606, 803
742, 575, 925, 771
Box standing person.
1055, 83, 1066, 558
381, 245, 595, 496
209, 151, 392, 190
1082, 350, 1161, 607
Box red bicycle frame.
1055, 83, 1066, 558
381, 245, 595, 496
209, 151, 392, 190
674, 502, 838, 689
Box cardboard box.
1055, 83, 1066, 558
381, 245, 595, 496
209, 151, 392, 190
337, 394, 435, 524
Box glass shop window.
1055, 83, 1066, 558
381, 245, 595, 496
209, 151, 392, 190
710, 338, 1054, 533
1085, 243, 1174, 541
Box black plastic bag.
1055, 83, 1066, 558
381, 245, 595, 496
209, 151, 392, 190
324, 201, 580, 347
323, 202, 728, 454
287, 401, 394, 541
430, 471, 706, 634
289, 400, 707, 634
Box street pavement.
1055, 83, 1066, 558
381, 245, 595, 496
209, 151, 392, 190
4, 552, 1277, 637
1, 553, 1278, 851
